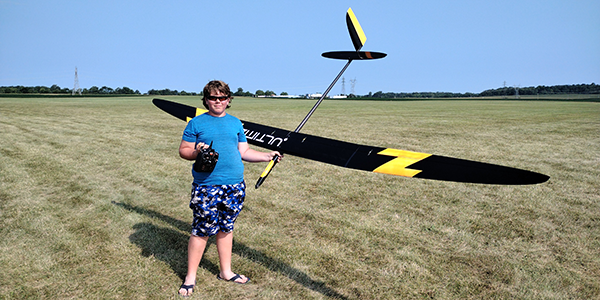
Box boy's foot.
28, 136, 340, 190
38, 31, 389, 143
178, 282, 195, 297
217, 273, 250, 284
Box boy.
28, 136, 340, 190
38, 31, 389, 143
178, 80, 281, 297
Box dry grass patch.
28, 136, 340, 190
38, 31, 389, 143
1, 97, 598, 299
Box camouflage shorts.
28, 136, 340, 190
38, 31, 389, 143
189, 181, 246, 237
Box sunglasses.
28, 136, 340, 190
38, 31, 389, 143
206, 95, 230, 102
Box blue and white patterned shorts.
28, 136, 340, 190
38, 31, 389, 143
189, 181, 246, 237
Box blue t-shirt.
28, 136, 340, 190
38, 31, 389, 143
182, 113, 248, 185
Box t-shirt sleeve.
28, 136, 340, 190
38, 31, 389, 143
237, 120, 247, 143
182, 121, 197, 143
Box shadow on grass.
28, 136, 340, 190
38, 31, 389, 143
113, 202, 348, 300
128, 222, 221, 279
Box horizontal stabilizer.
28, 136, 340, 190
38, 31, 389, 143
322, 51, 387, 60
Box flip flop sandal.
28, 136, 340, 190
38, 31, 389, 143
178, 282, 195, 297
217, 273, 250, 284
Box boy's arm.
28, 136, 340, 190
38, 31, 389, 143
179, 140, 201, 161
238, 142, 281, 163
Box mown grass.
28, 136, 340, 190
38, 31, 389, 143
0, 96, 598, 299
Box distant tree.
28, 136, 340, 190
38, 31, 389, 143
99, 86, 114, 94
255, 90, 265, 96
18, 86, 32, 93
50, 84, 61, 93
148, 88, 179, 95
233, 88, 253, 97
115, 86, 135, 94
234, 87, 245, 96
87, 86, 99, 94
280, 91, 288, 95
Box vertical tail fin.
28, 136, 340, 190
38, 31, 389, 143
346, 7, 367, 51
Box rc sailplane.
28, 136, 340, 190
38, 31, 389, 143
153, 8, 549, 187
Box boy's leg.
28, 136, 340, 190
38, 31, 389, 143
216, 231, 249, 283
179, 235, 209, 296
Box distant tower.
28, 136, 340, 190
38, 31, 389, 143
341, 77, 346, 95
515, 85, 520, 99
350, 78, 356, 95
72, 67, 81, 95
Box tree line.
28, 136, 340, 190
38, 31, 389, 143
362, 83, 599, 99
478, 84, 600, 97
0, 85, 143, 95
0, 85, 281, 97
1, 83, 598, 98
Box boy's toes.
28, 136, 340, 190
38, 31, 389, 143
178, 283, 195, 297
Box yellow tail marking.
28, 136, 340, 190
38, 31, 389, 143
186, 108, 208, 123
347, 8, 367, 48
373, 149, 431, 177
260, 160, 276, 177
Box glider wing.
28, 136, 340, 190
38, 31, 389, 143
153, 98, 549, 185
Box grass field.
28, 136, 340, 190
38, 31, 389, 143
1, 96, 598, 299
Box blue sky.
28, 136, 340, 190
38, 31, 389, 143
1, 0, 598, 96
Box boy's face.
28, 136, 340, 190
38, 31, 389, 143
205, 89, 230, 117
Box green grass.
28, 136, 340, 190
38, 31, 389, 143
1, 96, 599, 299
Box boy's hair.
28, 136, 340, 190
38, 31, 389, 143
202, 80, 233, 109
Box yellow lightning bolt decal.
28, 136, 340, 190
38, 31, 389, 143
373, 149, 432, 177
186, 108, 208, 122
